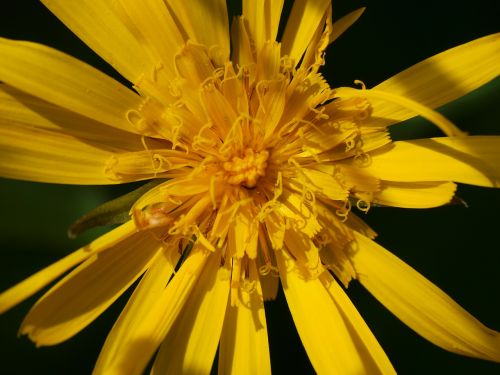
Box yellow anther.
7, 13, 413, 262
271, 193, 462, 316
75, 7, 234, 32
223, 148, 269, 188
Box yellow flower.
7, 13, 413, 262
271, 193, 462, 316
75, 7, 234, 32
0, 1, 499, 374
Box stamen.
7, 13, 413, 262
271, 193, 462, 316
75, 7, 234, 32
223, 148, 269, 188
353, 152, 372, 167
209, 175, 218, 210
192, 122, 218, 152
257, 229, 279, 276
335, 199, 352, 222
356, 199, 371, 213
126, 109, 149, 133
169, 195, 212, 236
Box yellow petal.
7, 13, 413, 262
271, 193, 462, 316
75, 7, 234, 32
259, 272, 279, 301
165, 0, 229, 65
94, 246, 209, 375
105, 149, 197, 182
322, 271, 395, 374
175, 42, 216, 86
297, 121, 353, 156
41, 0, 153, 83
301, 168, 349, 201
0, 38, 142, 134
151, 253, 230, 375
256, 41, 282, 81
363, 136, 500, 187
169, 194, 213, 236
320, 245, 356, 288
114, 0, 184, 76
0, 116, 112, 185
132, 179, 210, 213
345, 211, 377, 239
20, 231, 160, 346
233, 206, 259, 259
200, 82, 237, 136
93, 249, 177, 374
337, 86, 465, 137
0, 85, 145, 184
111, 0, 186, 105
300, 5, 331, 71
243, 0, 284, 52
279, 190, 321, 237
264, 211, 285, 250
276, 250, 395, 374
219, 260, 271, 375
351, 232, 500, 362
370, 33, 500, 126
230, 16, 254, 67
336, 164, 380, 193
330, 8, 366, 44
221, 63, 249, 116
374, 181, 457, 208
0, 85, 148, 151
284, 228, 321, 279
0, 221, 136, 315
281, 0, 330, 66
258, 78, 288, 139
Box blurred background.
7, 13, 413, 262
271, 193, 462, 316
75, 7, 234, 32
0, 0, 499, 373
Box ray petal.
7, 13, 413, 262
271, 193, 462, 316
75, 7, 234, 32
276, 250, 395, 374
112, 0, 185, 88
329, 7, 366, 44
0, 221, 137, 315
41, 0, 153, 83
93, 249, 177, 374
165, 0, 229, 65
218, 260, 271, 375
350, 232, 500, 362
0, 38, 143, 134
373, 181, 457, 208
369, 33, 500, 126
93, 247, 209, 375
0, 85, 147, 184
243, 0, 285, 53
281, 0, 330, 66
151, 253, 230, 375
20, 230, 160, 346
361, 136, 500, 187
322, 271, 396, 374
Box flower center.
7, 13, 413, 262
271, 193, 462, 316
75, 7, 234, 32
223, 148, 269, 188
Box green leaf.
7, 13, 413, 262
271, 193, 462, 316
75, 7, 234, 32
67, 179, 167, 239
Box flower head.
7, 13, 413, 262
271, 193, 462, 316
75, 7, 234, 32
0, 1, 500, 374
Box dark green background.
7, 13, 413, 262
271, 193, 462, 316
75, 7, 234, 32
1, 0, 499, 373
